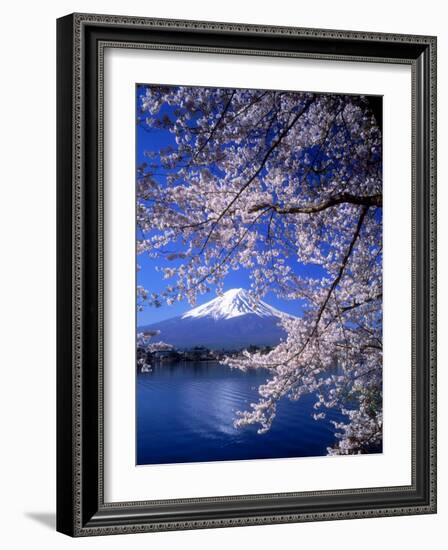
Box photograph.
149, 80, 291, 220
135, 84, 383, 465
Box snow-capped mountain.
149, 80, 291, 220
139, 288, 294, 350
182, 287, 288, 321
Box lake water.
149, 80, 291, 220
137, 361, 345, 465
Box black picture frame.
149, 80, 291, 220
57, 13, 437, 537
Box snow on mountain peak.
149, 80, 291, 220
181, 288, 290, 321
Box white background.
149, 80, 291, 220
0, 1, 445, 549
105, 49, 412, 501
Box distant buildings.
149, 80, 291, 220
137, 343, 273, 370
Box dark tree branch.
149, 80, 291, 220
248, 193, 382, 215
308, 206, 369, 337
340, 293, 382, 313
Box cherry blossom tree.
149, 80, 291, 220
137, 331, 174, 371
136, 85, 383, 455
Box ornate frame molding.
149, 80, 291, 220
57, 13, 437, 537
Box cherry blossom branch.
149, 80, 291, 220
185, 91, 235, 168
248, 193, 382, 215
261, 205, 370, 371
198, 99, 314, 253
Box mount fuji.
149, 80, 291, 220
139, 288, 294, 350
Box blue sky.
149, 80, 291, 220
137, 251, 310, 326
136, 85, 332, 326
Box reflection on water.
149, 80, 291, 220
137, 361, 344, 465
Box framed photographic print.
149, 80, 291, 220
56, 13, 437, 536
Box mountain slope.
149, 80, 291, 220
139, 288, 293, 350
